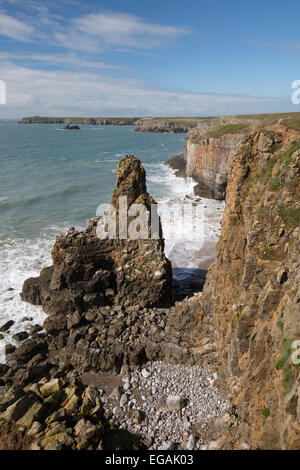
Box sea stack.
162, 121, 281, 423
21, 155, 172, 314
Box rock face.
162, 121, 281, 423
200, 124, 300, 449
0, 376, 145, 450
164, 154, 186, 178
134, 118, 198, 134
184, 118, 252, 199
185, 133, 245, 199
19, 117, 139, 126
21, 155, 172, 314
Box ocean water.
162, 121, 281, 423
0, 122, 224, 357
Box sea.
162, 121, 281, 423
0, 122, 224, 358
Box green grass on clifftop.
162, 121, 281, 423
205, 123, 248, 138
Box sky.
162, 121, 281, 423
0, 0, 300, 118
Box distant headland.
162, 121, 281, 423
18, 116, 206, 133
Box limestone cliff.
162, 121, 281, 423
183, 113, 300, 201
134, 118, 200, 133
184, 118, 254, 199
199, 124, 300, 449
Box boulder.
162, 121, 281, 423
0, 320, 14, 332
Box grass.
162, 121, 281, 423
275, 338, 297, 394
262, 408, 270, 425
230, 269, 241, 283
259, 247, 285, 261
277, 321, 284, 331
232, 304, 246, 327
246, 157, 277, 192
206, 123, 248, 138
235, 111, 300, 121
192, 136, 205, 144
258, 206, 266, 218
268, 176, 282, 191
278, 141, 299, 164
285, 118, 300, 131
245, 140, 299, 195
278, 206, 300, 229
157, 118, 201, 127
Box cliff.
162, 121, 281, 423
19, 117, 139, 125
183, 112, 300, 200
134, 118, 201, 133
184, 118, 255, 199
199, 124, 300, 449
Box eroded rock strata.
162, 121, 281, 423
21, 155, 172, 313
199, 124, 300, 449
183, 117, 255, 200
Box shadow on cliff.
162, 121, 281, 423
172, 267, 207, 301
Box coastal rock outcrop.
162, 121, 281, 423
19, 117, 139, 126
0, 375, 145, 450
134, 118, 199, 134
199, 124, 300, 449
21, 155, 172, 314
184, 118, 252, 199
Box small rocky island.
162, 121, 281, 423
64, 124, 80, 130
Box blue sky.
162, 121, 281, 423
0, 0, 300, 117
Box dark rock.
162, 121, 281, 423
5, 344, 16, 355
43, 314, 67, 335
64, 124, 80, 130
0, 364, 9, 377
67, 311, 82, 330
12, 331, 29, 342
164, 154, 186, 178
30, 324, 43, 335
0, 320, 14, 332
11, 338, 48, 363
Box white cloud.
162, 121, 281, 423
0, 8, 190, 52
0, 59, 296, 119
261, 41, 300, 54
0, 51, 123, 70
0, 11, 33, 41
71, 12, 190, 49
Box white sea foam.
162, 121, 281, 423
146, 164, 224, 270
0, 237, 53, 361
94, 158, 119, 163
0, 223, 78, 360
